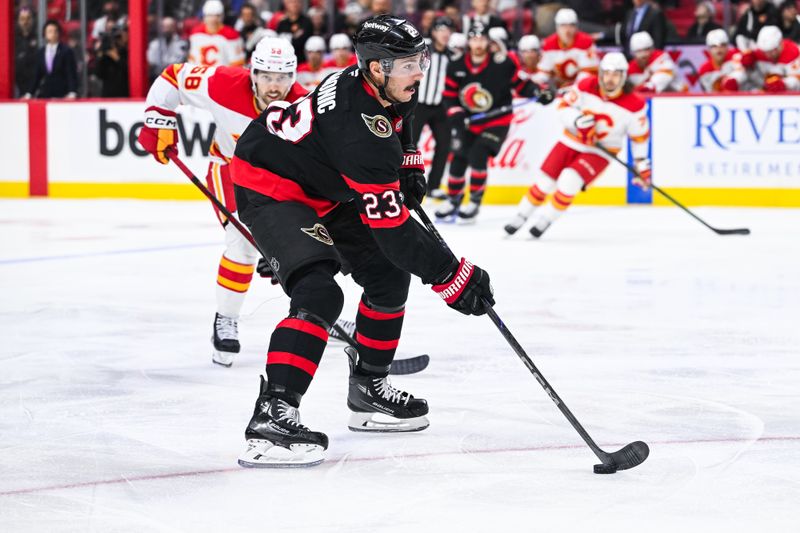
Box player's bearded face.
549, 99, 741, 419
557, 24, 576, 44
253, 71, 293, 106
600, 69, 625, 95
383, 53, 428, 103
709, 44, 727, 63
468, 35, 489, 56
634, 49, 651, 66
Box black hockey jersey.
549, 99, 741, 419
232, 66, 453, 284
443, 53, 534, 132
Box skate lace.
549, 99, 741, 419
215, 315, 238, 341
373, 377, 410, 406
275, 401, 307, 430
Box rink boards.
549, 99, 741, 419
1, 93, 799, 206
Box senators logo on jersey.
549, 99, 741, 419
361, 113, 393, 138
460, 82, 493, 113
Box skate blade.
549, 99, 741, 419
237, 439, 325, 468
434, 214, 457, 224
347, 412, 430, 433
212, 350, 234, 367
456, 217, 477, 225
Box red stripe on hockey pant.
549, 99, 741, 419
358, 300, 405, 320
218, 265, 255, 285
356, 333, 400, 351
267, 351, 319, 377
276, 318, 329, 342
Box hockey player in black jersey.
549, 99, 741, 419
436, 20, 554, 221
230, 15, 495, 468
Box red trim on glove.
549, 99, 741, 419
432, 258, 475, 305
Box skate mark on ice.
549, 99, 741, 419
1, 435, 798, 497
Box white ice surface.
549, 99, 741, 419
1, 199, 799, 532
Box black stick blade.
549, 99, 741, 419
715, 228, 750, 236
608, 441, 650, 471
389, 354, 430, 375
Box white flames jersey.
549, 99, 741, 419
534, 32, 599, 88
146, 64, 306, 162
697, 48, 747, 92
627, 49, 685, 93
296, 62, 327, 91
188, 24, 245, 67
753, 39, 800, 90
556, 76, 650, 159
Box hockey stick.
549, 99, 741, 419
467, 97, 540, 123
596, 144, 750, 236
166, 151, 429, 375
409, 198, 649, 473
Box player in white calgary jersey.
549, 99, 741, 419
188, 0, 245, 67
749, 25, 800, 92
516, 35, 542, 81
627, 31, 684, 93
697, 29, 747, 92
296, 36, 327, 90
137, 37, 309, 366
504, 53, 651, 238
320, 33, 357, 78
533, 8, 599, 89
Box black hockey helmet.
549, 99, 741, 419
354, 15, 429, 75
466, 20, 488, 38
431, 16, 455, 31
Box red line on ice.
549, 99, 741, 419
1, 435, 797, 497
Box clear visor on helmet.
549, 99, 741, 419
381, 49, 430, 77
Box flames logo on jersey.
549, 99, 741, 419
361, 113, 393, 138
460, 82, 493, 113
556, 59, 579, 84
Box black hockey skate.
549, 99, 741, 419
504, 214, 527, 235
435, 194, 461, 223
457, 200, 481, 221
328, 319, 356, 344
345, 347, 429, 432
529, 220, 551, 239
212, 312, 240, 367
238, 377, 328, 468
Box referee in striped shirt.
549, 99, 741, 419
412, 16, 454, 200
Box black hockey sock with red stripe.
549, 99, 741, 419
355, 296, 405, 376
469, 169, 488, 203
265, 311, 329, 407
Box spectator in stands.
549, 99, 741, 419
462, 0, 506, 36
444, 4, 463, 32
751, 25, 800, 92
697, 29, 748, 92
685, 1, 722, 43
419, 9, 437, 36
236, 3, 274, 59
779, 0, 800, 42
517, 35, 542, 80
276, 0, 313, 62
15, 8, 39, 97
147, 17, 188, 81
92, 1, 124, 41
24, 20, 78, 99
364, 0, 394, 20
94, 24, 129, 97
628, 31, 684, 92
619, 0, 667, 57
297, 36, 326, 90
307, 6, 326, 37
189, 0, 245, 67
343, 3, 365, 35
734, 0, 780, 51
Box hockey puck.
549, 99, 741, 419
593, 463, 618, 474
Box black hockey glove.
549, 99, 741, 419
518, 81, 555, 106
256, 257, 280, 285
432, 258, 495, 316
398, 151, 426, 206
447, 107, 467, 153
536, 87, 555, 105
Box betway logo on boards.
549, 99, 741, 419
99, 109, 216, 157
